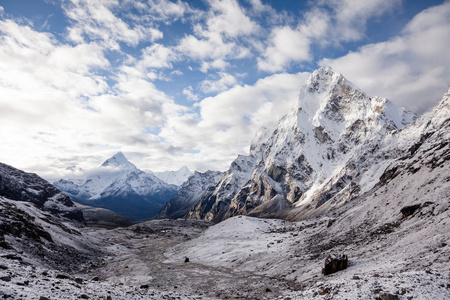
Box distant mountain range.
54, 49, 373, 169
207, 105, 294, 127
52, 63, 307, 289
152, 166, 192, 187
54, 152, 179, 222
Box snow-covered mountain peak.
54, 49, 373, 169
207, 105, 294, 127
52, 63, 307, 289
188, 67, 420, 222
286, 66, 416, 137
101, 152, 137, 169
305, 66, 353, 92
55, 152, 179, 222
153, 166, 193, 187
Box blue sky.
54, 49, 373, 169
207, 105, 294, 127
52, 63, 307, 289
0, 0, 449, 179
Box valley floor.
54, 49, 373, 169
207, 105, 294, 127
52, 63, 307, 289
1, 215, 449, 300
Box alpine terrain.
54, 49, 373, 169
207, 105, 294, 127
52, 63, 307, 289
187, 67, 417, 222
0, 67, 448, 299
54, 152, 179, 222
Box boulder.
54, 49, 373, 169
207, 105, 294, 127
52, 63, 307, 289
322, 254, 348, 275
400, 204, 421, 217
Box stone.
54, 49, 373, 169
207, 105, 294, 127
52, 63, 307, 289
400, 204, 421, 217
322, 254, 348, 275
379, 292, 399, 300
74, 278, 84, 284
320, 288, 329, 295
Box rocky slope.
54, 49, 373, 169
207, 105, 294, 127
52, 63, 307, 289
0, 163, 107, 283
0, 162, 83, 221
158, 170, 225, 219
188, 67, 418, 222
74, 202, 133, 229
54, 152, 179, 222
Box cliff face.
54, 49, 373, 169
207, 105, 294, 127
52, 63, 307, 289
188, 67, 420, 222
0, 162, 83, 221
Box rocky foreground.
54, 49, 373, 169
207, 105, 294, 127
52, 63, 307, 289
1, 208, 449, 299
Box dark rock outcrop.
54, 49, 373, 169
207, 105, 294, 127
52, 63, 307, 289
322, 254, 348, 275
400, 204, 421, 218
0, 162, 83, 221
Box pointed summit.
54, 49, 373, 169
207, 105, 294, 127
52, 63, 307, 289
101, 152, 136, 169
187, 67, 418, 222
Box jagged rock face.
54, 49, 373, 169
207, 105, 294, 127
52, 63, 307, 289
54, 153, 179, 222
188, 67, 418, 222
187, 155, 256, 223
157, 170, 224, 219
377, 87, 450, 188
0, 163, 82, 221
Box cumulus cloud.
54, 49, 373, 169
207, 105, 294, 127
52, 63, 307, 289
182, 86, 199, 101
0, 17, 184, 179
159, 72, 310, 171
205, 0, 258, 38
63, 0, 163, 48
257, 0, 401, 72
131, 0, 193, 23
137, 43, 177, 70
320, 1, 450, 114
176, 0, 256, 72
200, 72, 238, 93
257, 26, 312, 72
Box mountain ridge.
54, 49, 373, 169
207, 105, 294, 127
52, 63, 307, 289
187, 67, 422, 222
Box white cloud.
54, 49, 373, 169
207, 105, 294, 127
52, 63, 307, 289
0, 17, 186, 179
159, 72, 310, 171
182, 86, 199, 101
320, 2, 450, 114
176, 0, 256, 72
200, 72, 238, 93
205, 0, 259, 38
257, 26, 312, 72
123, 0, 195, 25
63, 0, 163, 48
257, 0, 401, 72
0, 19, 108, 98
138, 43, 177, 69
177, 33, 233, 60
